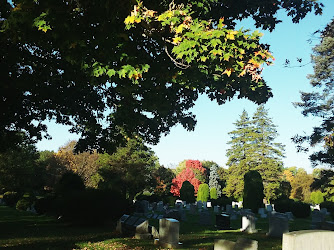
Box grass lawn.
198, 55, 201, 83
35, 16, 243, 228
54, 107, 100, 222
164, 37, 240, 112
0, 205, 314, 249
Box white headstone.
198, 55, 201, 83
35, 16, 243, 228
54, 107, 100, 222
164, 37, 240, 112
241, 214, 257, 234
283, 230, 334, 250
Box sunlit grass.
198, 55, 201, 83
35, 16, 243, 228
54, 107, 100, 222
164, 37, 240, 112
0, 205, 313, 249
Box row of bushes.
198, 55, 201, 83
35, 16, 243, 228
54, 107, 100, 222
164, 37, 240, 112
274, 198, 334, 219
1, 173, 131, 226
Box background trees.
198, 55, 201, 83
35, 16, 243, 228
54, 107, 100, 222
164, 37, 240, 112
224, 106, 285, 201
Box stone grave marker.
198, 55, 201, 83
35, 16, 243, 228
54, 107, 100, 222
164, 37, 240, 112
185, 204, 190, 210
190, 204, 197, 214
241, 213, 257, 234
157, 201, 164, 212
199, 211, 212, 225
266, 204, 273, 212
214, 205, 220, 213
285, 212, 294, 221
207, 201, 212, 208
311, 210, 325, 229
203, 201, 208, 210
320, 208, 328, 216
214, 238, 258, 250
157, 218, 181, 248
282, 230, 334, 250
134, 218, 151, 239
116, 214, 130, 233
267, 213, 289, 238
197, 201, 203, 209
216, 213, 231, 230
226, 204, 232, 214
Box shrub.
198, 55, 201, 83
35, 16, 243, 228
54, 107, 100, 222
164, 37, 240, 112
197, 184, 209, 202
210, 187, 217, 200
55, 172, 85, 196
164, 195, 177, 206
273, 198, 294, 213
180, 181, 195, 203
291, 201, 311, 218
3, 191, 21, 207
320, 201, 334, 212
35, 195, 56, 215
243, 170, 264, 213
211, 195, 232, 208
16, 198, 31, 211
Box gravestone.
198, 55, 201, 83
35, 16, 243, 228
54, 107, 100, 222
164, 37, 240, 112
157, 201, 164, 212
311, 210, 326, 229
182, 201, 187, 206
266, 204, 273, 212
216, 214, 231, 230
282, 230, 334, 250
241, 213, 257, 234
203, 202, 208, 210
164, 209, 181, 221
199, 211, 212, 225
226, 204, 232, 214
207, 201, 212, 208
190, 204, 197, 214
151, 226, 159, 239
197, 201, 203, 209
285, 212, 294, 221
214, 205, 220, 213
116, 214, 130, 233
258, 208, 267, 218
158, 218, 181, 248
134, 218, 151, 239
230, 210, 238, 220
175, 201, 183, 209
267, 213, 289, 238
185, 204, 190, 210
320, 208, 328, 216
214, 238, 258, 250
234, 238, 258, 250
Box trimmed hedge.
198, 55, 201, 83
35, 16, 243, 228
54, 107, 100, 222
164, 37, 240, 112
291, 201, 311, 218
273, 198, 294, 213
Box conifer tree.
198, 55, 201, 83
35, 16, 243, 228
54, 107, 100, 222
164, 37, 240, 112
224, 106, 285, 201
209, 164, 222, 198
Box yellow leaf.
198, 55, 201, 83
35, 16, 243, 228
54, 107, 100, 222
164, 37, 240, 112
124, 15, 135, 24
226, 30, 238, 40
173, 36, 182, 44
238, 69, 247, 77
175, 24, 184, 34
223, 68, 234, 77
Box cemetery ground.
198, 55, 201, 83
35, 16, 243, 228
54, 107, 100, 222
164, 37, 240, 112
0, 205, 316, 250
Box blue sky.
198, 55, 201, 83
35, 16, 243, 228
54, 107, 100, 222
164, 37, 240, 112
36, 1, 334, 172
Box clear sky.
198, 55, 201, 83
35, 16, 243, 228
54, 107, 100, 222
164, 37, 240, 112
36, 1, 334, 173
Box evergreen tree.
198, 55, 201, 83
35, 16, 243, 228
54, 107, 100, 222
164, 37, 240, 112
250, 105, 285, 201
224, 110, 253, 200
209, 164, 222, 198
294, 19, 334, 166
224, 106, 285, 201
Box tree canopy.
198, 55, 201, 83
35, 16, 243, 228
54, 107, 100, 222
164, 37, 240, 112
0, 0, 323, 152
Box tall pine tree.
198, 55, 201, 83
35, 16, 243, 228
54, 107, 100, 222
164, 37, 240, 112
224, 106, 285, 201
224, 110, 253, 199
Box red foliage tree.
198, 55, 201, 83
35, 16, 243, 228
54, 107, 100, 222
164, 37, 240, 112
170, 160, 204, 197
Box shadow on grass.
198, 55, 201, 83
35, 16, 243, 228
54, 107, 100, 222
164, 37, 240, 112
0, 205, 117, 249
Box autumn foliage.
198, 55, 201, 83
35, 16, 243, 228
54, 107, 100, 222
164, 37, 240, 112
170, 160, 205, 197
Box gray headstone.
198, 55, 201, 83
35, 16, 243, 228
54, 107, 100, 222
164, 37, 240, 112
199, 211, 212, 225
159, 218, 180, 247
216, 214, 230, 230
267, 214, 289, 238
235, 238, 258, 250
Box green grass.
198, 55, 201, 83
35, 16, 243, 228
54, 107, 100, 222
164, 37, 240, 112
0, 205, 314, 249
